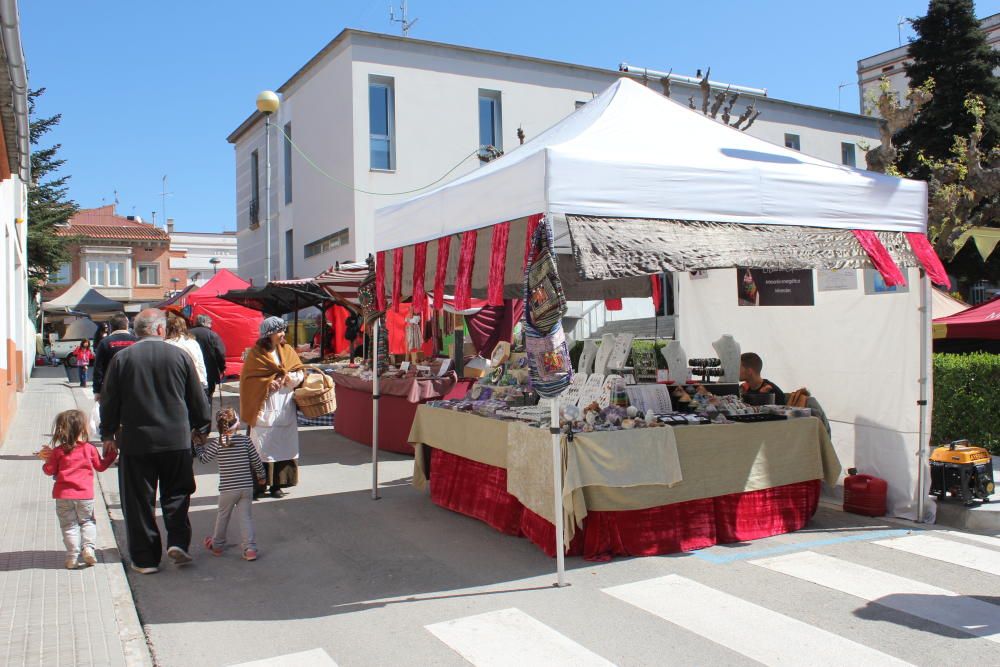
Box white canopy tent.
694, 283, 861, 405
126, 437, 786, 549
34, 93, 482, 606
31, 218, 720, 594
373, 79, 937, 575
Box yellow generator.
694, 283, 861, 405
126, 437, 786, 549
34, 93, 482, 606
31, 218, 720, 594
929, 440, 995, 506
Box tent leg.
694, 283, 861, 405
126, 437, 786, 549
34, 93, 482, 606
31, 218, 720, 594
319, 303, 327, 358
293, 294, 299, 347
551, 398, 567, 587
371, 317, 381, 501
917, 269, 931, 523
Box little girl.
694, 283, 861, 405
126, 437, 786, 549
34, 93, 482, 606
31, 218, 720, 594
198, 408, 265, 561
38, 409, 117, 569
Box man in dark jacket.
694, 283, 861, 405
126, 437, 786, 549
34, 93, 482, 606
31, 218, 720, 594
189, 314, 227, 402
92, 313, 137, 398
100, 308, 211, 574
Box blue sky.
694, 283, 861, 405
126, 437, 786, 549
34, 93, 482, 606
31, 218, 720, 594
21, 0, 1000, 233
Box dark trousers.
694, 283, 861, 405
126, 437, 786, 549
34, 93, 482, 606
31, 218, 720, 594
118, 449, 196, 568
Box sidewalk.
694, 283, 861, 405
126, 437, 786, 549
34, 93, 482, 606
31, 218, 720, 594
0, 367, 151, 667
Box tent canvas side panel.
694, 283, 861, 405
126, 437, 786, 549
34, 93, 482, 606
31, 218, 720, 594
675, 267, 927, 520
185, 269, 263, 376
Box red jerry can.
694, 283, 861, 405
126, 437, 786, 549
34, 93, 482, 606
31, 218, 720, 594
843, 468, 888, 517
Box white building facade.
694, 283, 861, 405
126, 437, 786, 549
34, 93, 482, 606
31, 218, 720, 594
229, 30, 882, 286
857, 12, 1000, 115
168, 226, 238, 287
0, 0, 30, 442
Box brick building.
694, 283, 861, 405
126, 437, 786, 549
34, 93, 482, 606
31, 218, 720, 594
45, 205, 188, 312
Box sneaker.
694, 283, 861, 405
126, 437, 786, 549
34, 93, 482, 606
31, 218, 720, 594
242, 548, 258, 561
203, 536, 223, 556
166, 546, 193, 566
129, 563, 159, 575
65, 556, 79, 570
81, 548, 97, 566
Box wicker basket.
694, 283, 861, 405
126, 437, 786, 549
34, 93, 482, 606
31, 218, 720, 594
294, 369, 337, 418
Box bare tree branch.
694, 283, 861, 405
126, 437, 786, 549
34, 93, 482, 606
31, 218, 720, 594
700, 67, 711, 115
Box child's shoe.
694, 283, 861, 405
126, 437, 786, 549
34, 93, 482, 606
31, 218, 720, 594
65, 556, 78, 570
242, 548, 258, 561
203, 536, 223, 556
81, 548, 97, 566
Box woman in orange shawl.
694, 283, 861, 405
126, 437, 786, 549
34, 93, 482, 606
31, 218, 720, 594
240, 317, 305, 498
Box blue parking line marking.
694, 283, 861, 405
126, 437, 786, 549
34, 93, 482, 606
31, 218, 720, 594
693, 528, 914, 564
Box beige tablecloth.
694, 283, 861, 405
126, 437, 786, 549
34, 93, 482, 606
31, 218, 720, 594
407, 406, 841, 547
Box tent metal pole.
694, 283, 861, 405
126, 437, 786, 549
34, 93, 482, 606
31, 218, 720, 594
371, 317, 381, 500
917, 269, 930, 522
293, 294, 299, 347
319, 303, 327, 358
550, 397, 566, 587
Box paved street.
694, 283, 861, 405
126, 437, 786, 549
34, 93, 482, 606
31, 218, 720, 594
6, 370, 1000, 666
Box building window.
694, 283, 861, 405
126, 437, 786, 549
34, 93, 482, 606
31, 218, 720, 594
881, 65, 895, 72
137, 263, 160, 286
283, 122, 293, 204
841, 142, 857, 167
479, 89, 502, 153
49, 263, 71, 284
575, 101, 587, 109
107, 261, 125, 287
369, 76, 395, 171
86, 261, 104, 286
304, 228, 349, 258
784, 133, 801, 151
250, 149, 260, 227
285, 229, 294, 279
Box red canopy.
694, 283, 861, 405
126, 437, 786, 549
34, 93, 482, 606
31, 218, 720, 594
933, 297, 1000, 341
185, 270, 264, 375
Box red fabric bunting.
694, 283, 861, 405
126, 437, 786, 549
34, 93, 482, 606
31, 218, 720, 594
434, 236, 452, 311
852, 230, 906, 287
522, 213, 543, 269
392, 247, 404, 312
488, 221, 511, 306
412, 242, 428, 312
904, 232, 951, 288
454, 231, 478, 310
375, 251, 387, 311
650, 274, 662, 312
604, 298, 623, 311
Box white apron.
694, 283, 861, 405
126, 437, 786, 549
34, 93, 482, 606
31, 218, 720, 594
249, 353, 303, 462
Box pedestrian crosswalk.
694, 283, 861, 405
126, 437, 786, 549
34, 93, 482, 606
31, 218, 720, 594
603, 574, 911, 666
424, 528, 1000, 666
426, 608, 615, 667
751, 549, 1000, 644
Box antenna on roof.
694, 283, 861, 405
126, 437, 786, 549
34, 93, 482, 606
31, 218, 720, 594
159, 175, 173, 230
389, 1, 418, 37
897, 16, 912, 46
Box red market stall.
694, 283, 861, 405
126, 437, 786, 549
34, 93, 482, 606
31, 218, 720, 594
933, 296, 1000, 353
185, 270, 263, 376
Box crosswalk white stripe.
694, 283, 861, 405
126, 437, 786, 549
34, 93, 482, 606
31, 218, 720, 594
227, 648, 339, 667
751, 551, 1000, 643
425, 608, 615, 667
874, 533, 1000, 576
939, 530, 1000, 549
603, 574, 910, 666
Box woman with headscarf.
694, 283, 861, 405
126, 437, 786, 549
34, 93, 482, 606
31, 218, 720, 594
239, 317, 305, 498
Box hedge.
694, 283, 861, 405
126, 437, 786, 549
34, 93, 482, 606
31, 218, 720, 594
932, 352, 1000, 453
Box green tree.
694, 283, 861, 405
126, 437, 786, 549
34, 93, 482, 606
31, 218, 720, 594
896, 0, 1000, 177
27, 87, 77, 295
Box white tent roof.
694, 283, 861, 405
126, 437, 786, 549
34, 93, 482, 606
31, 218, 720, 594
42, 278, 123, 314
375, 78, 927, 251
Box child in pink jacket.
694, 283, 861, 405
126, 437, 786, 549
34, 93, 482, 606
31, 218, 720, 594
38, 409, 117, 569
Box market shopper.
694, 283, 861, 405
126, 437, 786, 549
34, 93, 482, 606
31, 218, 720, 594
739, 352, 786, 406
70, 339, 95, 387
190, 314, 227, 403
240, 316, 305, 499
99, 308, 211, 574
165, 316, 209, 391
92, 313, 137, 398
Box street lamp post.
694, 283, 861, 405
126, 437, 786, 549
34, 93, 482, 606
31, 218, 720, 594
256, 91, 280, 282
209, 257, 221, 275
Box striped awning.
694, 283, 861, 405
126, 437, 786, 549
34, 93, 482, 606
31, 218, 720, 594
314, 263, 368, 306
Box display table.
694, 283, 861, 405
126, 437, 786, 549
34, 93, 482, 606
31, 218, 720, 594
329, 372, 469, 454
409, 406, 840, 560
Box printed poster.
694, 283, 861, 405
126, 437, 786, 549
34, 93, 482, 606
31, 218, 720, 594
737, 267, 815, 306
